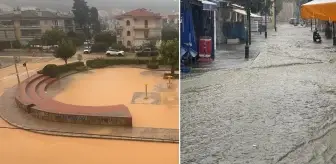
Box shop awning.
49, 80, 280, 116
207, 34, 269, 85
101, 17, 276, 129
233, 9, 262, 18
199, 0, 217, 11
301, 0, 336, 21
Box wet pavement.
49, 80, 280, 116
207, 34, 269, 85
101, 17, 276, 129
181, 24, 336, 164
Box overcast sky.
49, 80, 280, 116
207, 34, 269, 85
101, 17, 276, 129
1, 0, 178, 14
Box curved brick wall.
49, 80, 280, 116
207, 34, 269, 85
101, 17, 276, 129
15, 73, 133, 127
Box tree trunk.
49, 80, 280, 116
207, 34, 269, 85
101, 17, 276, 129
65, 59, 68, 65
171, 65, 175, 75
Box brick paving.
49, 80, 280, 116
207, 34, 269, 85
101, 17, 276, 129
0, 87, 179, 143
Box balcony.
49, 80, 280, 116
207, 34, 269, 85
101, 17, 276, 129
0, 24, 15, 30
21, 34, 42, 39
64, 23, 74, 27
133, 25, 162, 30
20, 25, 41, 29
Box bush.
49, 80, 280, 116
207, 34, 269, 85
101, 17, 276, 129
41, 62, 85, 77
57, 61, 85, 74
147, 56, 159, 69
147, 63, 159, 69
12, 40, 21, 49
69, 37, 84, 47
0, 41, 11, 50
91, 42, 109, 52
42, 64, 58, 78
86, 58, 150, 68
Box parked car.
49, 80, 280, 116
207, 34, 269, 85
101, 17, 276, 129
136, 48, 159, 57
105, 48, 124, 56
83, 47, 91, 54
134, 47, 142, 53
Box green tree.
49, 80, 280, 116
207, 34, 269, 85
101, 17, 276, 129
160, 39, 178, 75
162, 26, 179, 41
54, 39, 76, 64
41, 29, 66, 45
67, 31, 77, 37
67, 31, 85, 47
274, 0, 283, 16
72, 0, 89, 36
231, 0, 282, 15
94, 32, 116, 46
89, 7, 101, 33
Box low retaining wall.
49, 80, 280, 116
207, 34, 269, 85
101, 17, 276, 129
15, 72, 133, 127
30, 106, 132, 126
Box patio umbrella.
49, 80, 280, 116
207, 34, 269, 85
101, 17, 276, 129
301, 0, 336, 21
181, 3, 197, 58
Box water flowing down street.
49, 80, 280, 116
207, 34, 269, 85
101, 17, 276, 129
181, 24, 336, 164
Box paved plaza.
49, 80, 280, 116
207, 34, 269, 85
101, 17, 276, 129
0, 57, 179, 164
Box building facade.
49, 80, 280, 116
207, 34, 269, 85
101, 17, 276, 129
0, 9, 75, 44
115, 8, 162, 48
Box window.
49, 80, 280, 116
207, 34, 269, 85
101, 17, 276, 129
144, 31, 149, 38
127, 41, 131, 46
53, 20, 58, 26
127, 31, 131, 36
144, 20, 148, 28
126, 20, 130, 26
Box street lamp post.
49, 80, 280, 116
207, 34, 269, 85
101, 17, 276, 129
248, 2, 251, 45
333, 21, 336, 46
264, 0, 268, 38
13, 56, 20, 84
245, 0, 250, 59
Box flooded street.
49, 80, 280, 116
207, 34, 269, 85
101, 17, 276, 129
0, 59, 178, 164
181, 24, 336, 164
52, 68, 179, 129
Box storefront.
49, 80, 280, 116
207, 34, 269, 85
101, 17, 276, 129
181, 0, 218, 67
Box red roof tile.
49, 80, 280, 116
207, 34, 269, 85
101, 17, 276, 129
115, 8, 161, 19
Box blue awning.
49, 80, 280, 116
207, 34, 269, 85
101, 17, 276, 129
200, 0, 217, 11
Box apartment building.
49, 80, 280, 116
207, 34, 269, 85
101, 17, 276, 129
115, 8, 162, 48
0, 9, 75, 44
165, 15, 179, 24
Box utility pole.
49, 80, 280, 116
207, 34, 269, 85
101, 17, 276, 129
245, 0, 250, 59
264, 0, 268, 38
333, 22, 336, 46
248, 0, 251, 45
3, 28, 20, 84
13, 56, 20, 84
274, 0, 277, 32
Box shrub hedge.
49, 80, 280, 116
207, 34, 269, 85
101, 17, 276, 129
85, 58, 179, 71
147, 63, 159, 69
86, 58, 151, 68
40, 61, 85, 77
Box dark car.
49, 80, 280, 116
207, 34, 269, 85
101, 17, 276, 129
136, 48, 159, 57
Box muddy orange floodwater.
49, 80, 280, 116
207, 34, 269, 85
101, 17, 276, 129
0, 129, 178, 164
0, 67, 179, 164
52, 68, 179, 129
